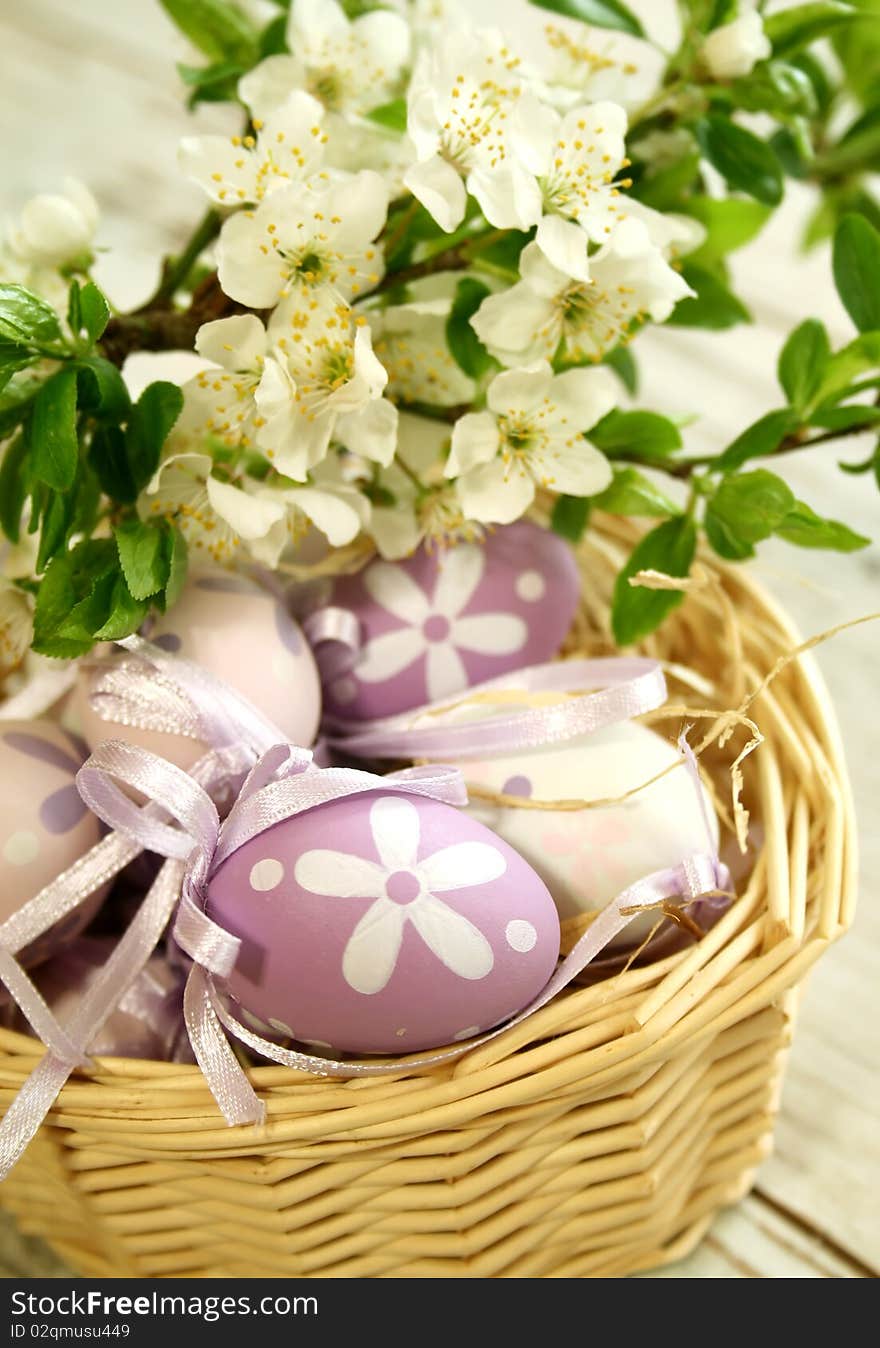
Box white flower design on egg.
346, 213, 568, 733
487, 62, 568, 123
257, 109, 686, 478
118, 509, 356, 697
352, 545, 527, 702
292, 795, 505, 994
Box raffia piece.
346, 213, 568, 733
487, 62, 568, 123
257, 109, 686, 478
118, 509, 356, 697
0, 518, 857, 1279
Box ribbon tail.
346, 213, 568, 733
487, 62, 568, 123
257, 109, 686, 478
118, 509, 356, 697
0, 949, 88, 1065
183, 966, 266, 1127
0, 858, 184, 1181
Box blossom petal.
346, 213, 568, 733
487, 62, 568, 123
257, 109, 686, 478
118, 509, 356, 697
447, 411, 500, 478
419, 841, 507, 893
356, 627, 426, 685
486, 364, 553, 418
456, 458, 535, 526
404, 156, 467, 233
370, 795, 420, 872
342, 898, 406, 995
535, 215, 592, 283
431, 544, 485, 620
451, 613, 527, 657
467, 161, 542, 232
425, 641, 467, 701
280, 485, 364, 546
550, 366, 619, 431
336, 399, 398, 467
178, 134, 258, 205
204, 475, 286, 541
408, 895, 494, 980
319, 172, 388, 251
519, 240, 570, 297
239, 54, 308, 119
290, 0, 349, 46
294, 849, 387, 898
364, 560, 430, 624
369, 505, 422, 561
470, 285, 556, 365
217, 211, 286, 308
510, 90, 560, 175
530, 439, 612, 497
195, 314, 267, 372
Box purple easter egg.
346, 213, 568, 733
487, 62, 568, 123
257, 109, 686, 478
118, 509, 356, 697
207, 790, 560, 1055
323, 520, 580, 720
0, 720, 107, 966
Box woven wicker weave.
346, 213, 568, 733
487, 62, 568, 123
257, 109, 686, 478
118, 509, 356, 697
0, 519, 857, 1278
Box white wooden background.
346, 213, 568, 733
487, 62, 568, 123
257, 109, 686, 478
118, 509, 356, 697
0, 0, 877, 1280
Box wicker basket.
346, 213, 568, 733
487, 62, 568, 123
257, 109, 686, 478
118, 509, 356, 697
0, 518, 857, 1279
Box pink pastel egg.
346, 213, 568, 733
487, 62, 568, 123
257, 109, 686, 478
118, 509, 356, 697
75, 569, 322, 767
0, 720, 106, 964
323, 520, 580, 721
207, 790, 560, 1055
458, 721, 721, 947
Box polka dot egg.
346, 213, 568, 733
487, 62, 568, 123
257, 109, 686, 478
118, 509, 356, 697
457, 720, 721, 947
0, 720, 106, 964
75, 569, 322, 770
206, 791, 560, 1055
323, 520, 580, 721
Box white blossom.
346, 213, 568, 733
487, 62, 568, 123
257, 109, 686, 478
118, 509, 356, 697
266, 293, 396, 478
448, 363, 616, 524
369, 298, 476, 407
8, 178, 98, 270
141, 452, 291, 568
700, 12, 771, 82
537, 21, 649, 111
239, 0, 410, 120
471, 218, 692, 366
511, 98, 630, 281
179, 92, 328, 207
403, 27, 541, 232
217, 171, 387, 309
362, 412, 452, 558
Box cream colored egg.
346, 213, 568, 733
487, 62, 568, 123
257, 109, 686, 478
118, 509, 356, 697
75, 570, 322, 767
0, 720, 106, 963
457, 720, 720, 947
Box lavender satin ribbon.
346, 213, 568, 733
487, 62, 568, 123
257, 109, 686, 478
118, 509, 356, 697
321, 657, 668, 760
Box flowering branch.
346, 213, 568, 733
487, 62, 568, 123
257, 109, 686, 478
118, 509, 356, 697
0, 0, 878, 664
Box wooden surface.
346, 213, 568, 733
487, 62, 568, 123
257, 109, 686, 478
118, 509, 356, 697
0, 0, 877, 1280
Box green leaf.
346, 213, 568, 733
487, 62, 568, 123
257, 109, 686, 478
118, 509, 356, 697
593, 467, 680, 517
0, 284, 62, 346
159, 0, 258, 64
177, 60, 244, 107
833, 2, 880, 102
92, 572, 150, 641
603, 344, 638, 394
769, 124, 813, 180
32, 538, 118, 658
78, 283, 111, 343
778, 319, 830, 411
629, 152, 701, 212
0, 373, 41, 438
0, 355, 30, 395
817, 331, 880, 402
611, 517, 697, 646
28, 366, 79, 491
258, 12, 288, 57
590, 409, 683, 459
125, 381, 184, 495
665, 264, 751, 330
527, 0, 644, 38
765, 2, 857, 57
681, 196, 772, 267
776, 500, 870, 551
447, 279, 495, 380
74, 356, 131, 423
696, 116, 784, 205
114, 518, 171, 601
717, 408, 800, 469
67, 280, 82, 337
833, 214, 880, 333
366, 98, 408, 133
88, 425, 135, 503
808, 403, 880, 430
162, 526, 189, 610
551, 494, 591, 543
0, 434, 29, 542
732, 61, 818, 118
35, 489, 75, 574
705, 469, 795, 559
